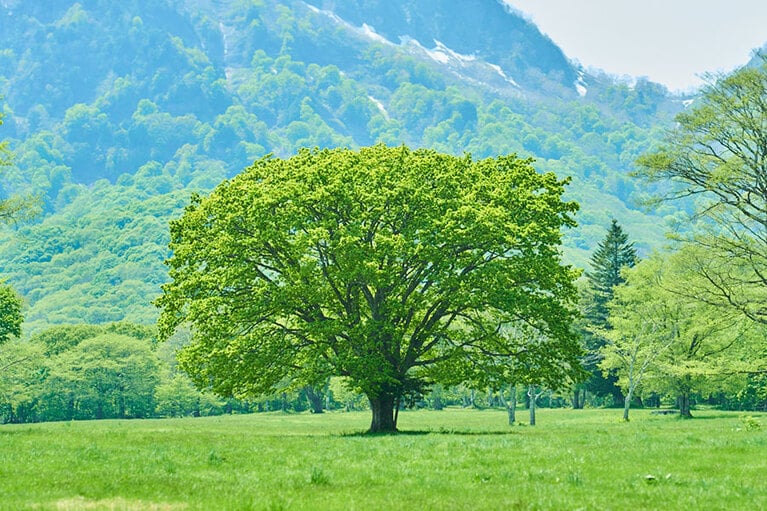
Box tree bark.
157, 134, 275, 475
623, 388, 633, 421
507, 385, 517, 425
499, 384, 517, 426
572, 388, 585, 409
368, 394, 397, 433
304, 386, 324, 414
679, 392, 693, 418
528, 385, 537, 426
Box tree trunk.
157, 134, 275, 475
304, 386, 324, 414
281, 392, 289, 412
623, 387, 633, 421
507, 385, 517, 425
368, 394, 397, 433
528, 385, 537, 426
679, 393, 693, 418
573, 388, 585, 409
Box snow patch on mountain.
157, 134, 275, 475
424, 40, 477, 66
306, 3, 393, 46
361, 23, 392, 45
369, 96, 389, 119
487, 63, 519, 88
575, 72, 588, 97
401, 37, 520, 90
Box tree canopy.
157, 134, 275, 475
603, 248, 761, 418
156, 144, 584, 432
0, 282, 22, 345
635, 57, 767, 324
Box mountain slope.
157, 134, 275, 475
316, 0, 578, 90
0, 0, 686, 333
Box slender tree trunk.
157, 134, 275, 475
368, 394, 397, 433
508, 385, 517, 425
528, 385, 537, 426
281, 392, 289, 412
623, 387, 633, 421
499, 384, 517, 426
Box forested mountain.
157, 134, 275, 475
0, 0, 693, 332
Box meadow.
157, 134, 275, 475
1, 408, 765, 510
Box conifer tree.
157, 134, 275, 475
586, 219, 637, 326
574, 220, 638, 407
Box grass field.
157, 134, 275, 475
1, 407, 765, 510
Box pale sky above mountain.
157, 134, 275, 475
505, 0, 767, 93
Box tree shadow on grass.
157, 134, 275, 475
340, 429, 518, 437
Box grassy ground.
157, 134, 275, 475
1, 407, 765, 510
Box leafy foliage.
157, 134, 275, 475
0, 282, 22, 344
572, 220, 638, 407
156, 145, 584, 431
0, 322, 251, 423
636, 57, 767, 324
602, 249, 764, 417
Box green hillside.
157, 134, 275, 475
0, 0, 689, 332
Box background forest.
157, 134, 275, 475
0, 0, 765, 422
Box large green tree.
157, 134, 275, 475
635, 58, 767, 324
156, 145, 583, 432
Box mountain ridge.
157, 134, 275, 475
0, 0, 694, 332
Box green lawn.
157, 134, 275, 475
1, 408, 765, 510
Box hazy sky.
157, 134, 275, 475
505, 0, 767, 92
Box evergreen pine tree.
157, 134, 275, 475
586, 219, 638, 326
574, 219, 638, 408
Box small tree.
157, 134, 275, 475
600, 256, 675, 420
157, 145, 584, 433
0, 283, 22, 346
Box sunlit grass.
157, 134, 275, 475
1, 408, 765, 510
